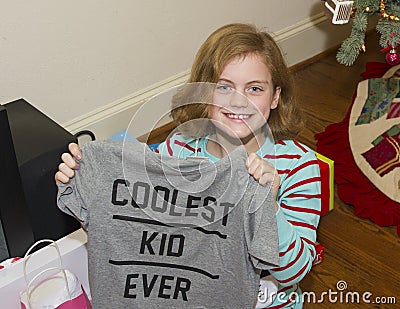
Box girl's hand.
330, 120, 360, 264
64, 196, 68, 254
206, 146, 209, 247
55, 143, 82, 185
246, 153, 280, 211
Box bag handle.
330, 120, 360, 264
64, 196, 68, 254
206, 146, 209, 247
24, 266, 72, 308
22, 239, 72, 307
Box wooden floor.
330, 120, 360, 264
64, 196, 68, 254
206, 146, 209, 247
294, 32, 400, 308
145, 32, 400, 308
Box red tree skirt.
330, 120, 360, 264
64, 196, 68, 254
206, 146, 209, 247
315, 62, 400, 237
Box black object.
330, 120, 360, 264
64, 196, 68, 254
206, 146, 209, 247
74, 130, 96, 141
0, 99, 80, 260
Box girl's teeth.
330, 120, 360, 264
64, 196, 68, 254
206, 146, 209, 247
227, 114, 249, 119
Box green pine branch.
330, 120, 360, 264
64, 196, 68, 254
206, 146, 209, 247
337, 10, 368, 65
336, 0, 400, 65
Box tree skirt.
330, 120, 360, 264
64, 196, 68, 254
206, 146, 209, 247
315, 62, 400, 236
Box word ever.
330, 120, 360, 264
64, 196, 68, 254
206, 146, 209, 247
124, 273, 191, 301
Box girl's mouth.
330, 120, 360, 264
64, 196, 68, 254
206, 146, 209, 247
224, 113, 251, 120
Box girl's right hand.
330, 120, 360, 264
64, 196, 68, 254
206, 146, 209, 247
55, 143, 82, 185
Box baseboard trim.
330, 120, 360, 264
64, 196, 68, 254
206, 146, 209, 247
274, 12, 328, 42
63, 70, 189, 139
62, 13, 349, 139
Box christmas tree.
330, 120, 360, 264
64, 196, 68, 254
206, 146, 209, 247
327, 0, 400, 65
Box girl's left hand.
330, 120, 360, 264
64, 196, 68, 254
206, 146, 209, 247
246, 153, 280, 211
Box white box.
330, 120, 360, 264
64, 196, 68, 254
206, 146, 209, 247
0, 229, 90, 308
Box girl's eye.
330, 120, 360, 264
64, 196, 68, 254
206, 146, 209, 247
248, 86, 263, 93
216, 84, 233, 93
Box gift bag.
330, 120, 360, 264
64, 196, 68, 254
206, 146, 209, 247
19, 239, 91, 309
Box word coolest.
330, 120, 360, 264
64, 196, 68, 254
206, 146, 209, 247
111, 179, 234, 225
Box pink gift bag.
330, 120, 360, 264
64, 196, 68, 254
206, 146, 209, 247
19, 239, 91, 309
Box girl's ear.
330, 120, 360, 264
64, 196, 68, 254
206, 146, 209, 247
271, 86, 281, 109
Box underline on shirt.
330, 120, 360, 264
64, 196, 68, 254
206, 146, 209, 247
112, 215, 227, 239
108, 259, 220, 279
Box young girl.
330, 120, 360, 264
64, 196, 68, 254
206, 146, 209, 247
56, 23, 321, 308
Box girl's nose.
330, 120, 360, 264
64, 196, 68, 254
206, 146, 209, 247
229, 91, 249, 108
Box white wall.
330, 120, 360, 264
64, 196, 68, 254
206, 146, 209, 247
0, 0, 351, 139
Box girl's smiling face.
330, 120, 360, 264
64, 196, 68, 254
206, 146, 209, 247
209, 53, 281, 144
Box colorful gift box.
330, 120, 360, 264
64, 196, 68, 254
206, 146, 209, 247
315, 152, 335, 215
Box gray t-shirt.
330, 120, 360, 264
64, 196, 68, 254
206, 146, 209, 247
58, 140, 279, 309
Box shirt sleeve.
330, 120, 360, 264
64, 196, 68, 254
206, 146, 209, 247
244, 181, 280, 270
57, 143, 97, 230
268, 144, 321, 286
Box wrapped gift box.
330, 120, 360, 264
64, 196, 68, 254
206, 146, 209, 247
315, 153, 335, 215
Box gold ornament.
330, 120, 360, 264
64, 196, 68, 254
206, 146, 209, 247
379, 0, 400, 22
361, 44, 366, 52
